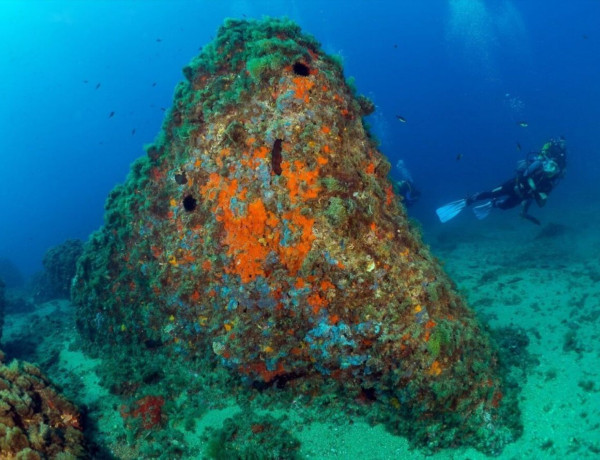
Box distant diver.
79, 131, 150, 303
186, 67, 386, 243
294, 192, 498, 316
436, 138, 567, 225
392, 159, 421, 207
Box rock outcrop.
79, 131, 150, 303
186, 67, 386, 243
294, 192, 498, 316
72, 18, 515, 453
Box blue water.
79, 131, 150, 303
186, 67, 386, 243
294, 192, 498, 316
1, 0, 599, 278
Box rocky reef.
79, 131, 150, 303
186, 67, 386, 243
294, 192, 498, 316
32, 239, 84, 303
0, 352, 86, 458
0, 278, 4, 343
202, 411, 301, 459
72, 18, 517, 453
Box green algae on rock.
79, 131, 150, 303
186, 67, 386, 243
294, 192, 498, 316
203, 411, 301, 460
72, 18, 517, 454
0, 278, 4, 343
32, 239, 84, 303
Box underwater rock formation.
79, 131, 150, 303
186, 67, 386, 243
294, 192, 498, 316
73, 18, 514, 453
33, 239, 84, 303
0, 352, 86, 458
202, 411, 301, 459
0, 278, 4, 343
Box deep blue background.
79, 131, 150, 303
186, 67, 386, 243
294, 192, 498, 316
1, 0, 599, 278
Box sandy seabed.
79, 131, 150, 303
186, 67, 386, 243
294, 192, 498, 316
3, 201, 599, 459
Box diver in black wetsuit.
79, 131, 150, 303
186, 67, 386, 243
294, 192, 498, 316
466, 138, 567, 225
436, 138, 567, 224
395, 178, 421, 207
392, 159, 421, 207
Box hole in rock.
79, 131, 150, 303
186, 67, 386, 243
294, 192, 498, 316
183, 195, 197, 211
293, 62, 310, 76
271, 139, 283, 176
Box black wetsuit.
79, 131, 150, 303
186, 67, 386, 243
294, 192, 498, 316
396, 179, 421, 206
471, 167, 558, 210
468, 142, 566, 224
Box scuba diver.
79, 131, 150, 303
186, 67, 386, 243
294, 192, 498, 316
436, 138, 567, 225
392, 159, 421, 206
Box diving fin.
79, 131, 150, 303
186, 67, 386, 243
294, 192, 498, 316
473, 201, 493, 220
436, 199, 467, 223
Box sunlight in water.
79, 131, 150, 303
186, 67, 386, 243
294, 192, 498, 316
447, 0, 494, 71
446, 0, 528, 80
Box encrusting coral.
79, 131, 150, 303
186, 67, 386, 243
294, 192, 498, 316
72, 18, 518, 454
0, 351, 86, 459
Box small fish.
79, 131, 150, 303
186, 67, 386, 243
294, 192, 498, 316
131, 129, 136, 135
393, 44, 398, 49
516, 142, 521, 151
517, 121, 528, 127
95, 83, 101, 90
583, 34, 588, 39
396, 115, 407, 123
83, 80, 89, 84
152, 82, 157, 87
108, 111, 115, 118
160, 107, 166, 112
456, 153, 463, 161
156, 38, 162, 42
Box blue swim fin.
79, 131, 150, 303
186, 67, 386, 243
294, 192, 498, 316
436, 199, 467, 223
473, 201, 493, 220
